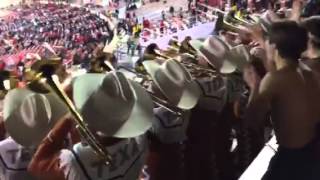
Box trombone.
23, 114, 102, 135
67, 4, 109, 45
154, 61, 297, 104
196, 3, 256, 33
154, 48, 218, 78
30, 70, 112, 165
118, 66, 184, 116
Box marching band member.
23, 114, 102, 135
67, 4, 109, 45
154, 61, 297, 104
179, 36, 197, 55
135, 43, 162, 74
27, 71, 154, 180
168, 36, 180, 51
142, 59, 201, 180
187, 36, 249, 180
147, 106, 190, 180
0, 60, 69, 180
0, 72, 9, 141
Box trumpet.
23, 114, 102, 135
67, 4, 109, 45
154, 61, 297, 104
30, 71, 112, 165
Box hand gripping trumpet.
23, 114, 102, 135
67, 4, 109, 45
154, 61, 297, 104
29, 62, 112, 165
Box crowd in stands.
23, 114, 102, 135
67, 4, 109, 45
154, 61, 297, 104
120, 3, 214, 57
0, 3, 112, 72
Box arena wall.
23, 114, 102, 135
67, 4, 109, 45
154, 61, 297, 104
69, 0, 110, 6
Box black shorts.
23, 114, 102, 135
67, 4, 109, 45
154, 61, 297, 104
262, 141, 320, 180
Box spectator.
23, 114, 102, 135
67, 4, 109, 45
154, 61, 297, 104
245, 21, 320, 180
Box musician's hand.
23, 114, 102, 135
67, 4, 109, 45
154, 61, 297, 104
246, 25, 264, 47
290, 0, 303, 21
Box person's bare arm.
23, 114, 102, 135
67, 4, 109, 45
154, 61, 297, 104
290, 0, 303, 22
244, 72, 274, 130
28, 116, 73, 180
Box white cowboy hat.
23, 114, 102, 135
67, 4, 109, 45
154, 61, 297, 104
220, 44, 251, 74
142, 59, 201, 110
189, 36, 230, 69
72, 71, 153, 138
3, 88, 69, 147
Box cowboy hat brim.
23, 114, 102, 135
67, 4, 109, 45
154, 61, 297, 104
73, 73, 153, 138
220, 45, 250, 74
175, 79, 201, 109
4, 88, 68, 147
199, 36, 230, 69
220, 60, 237, 74
114, 79, 153, 138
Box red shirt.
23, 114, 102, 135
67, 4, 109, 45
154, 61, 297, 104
0, 62, 5, 71
143, 19, 150, 29
160, 21, 165, 28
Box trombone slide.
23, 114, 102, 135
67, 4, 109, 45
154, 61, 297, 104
38, 74, 112, 165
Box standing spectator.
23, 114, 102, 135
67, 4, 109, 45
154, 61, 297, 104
169, 6, 175, 17
159, 20, 165, 34
188, 0, 193, 10
143, 17, 151, 29
162, 10, 166, 20
245, 21, 320, 180
179, 7, 184, 19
